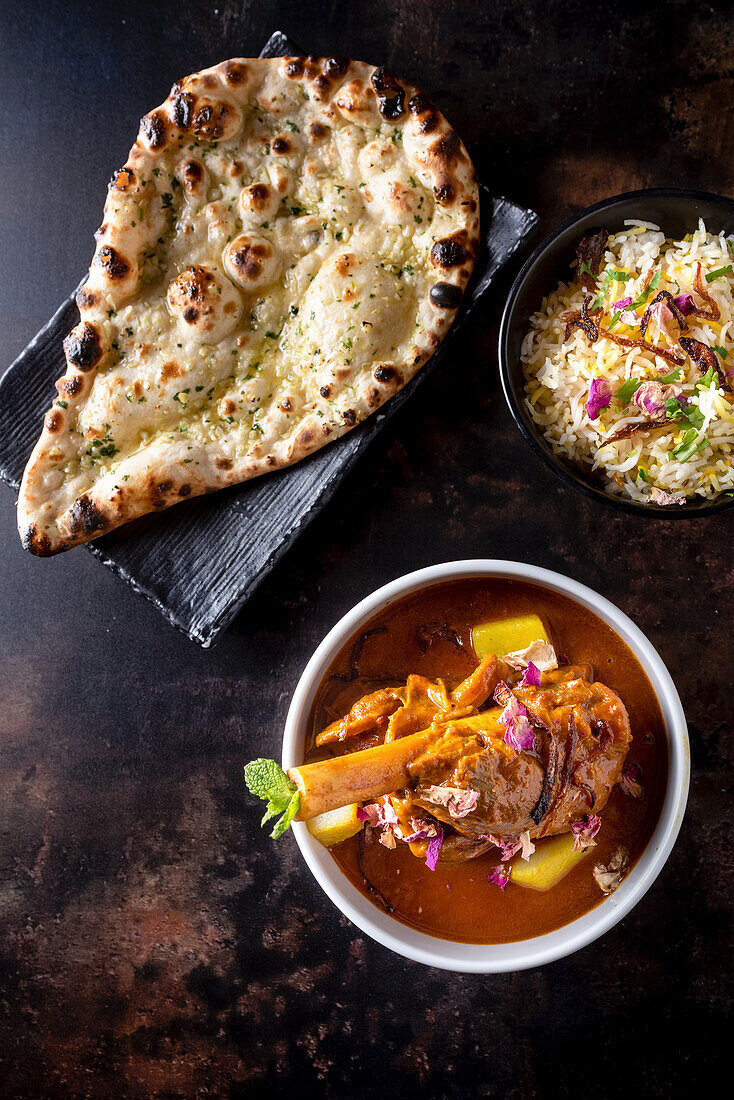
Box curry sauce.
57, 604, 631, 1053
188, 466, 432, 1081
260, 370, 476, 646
306, 578, 668, 945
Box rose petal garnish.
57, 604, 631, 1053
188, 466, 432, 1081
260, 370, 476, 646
500, 695, 536, 753
487, 834, 522, 861
519, 830, 536, 861
674, 293, 695, 315
620, 762, 644, 799
424, 826, 444, 871
593, 846, 629, 894
520, 661, 541, 688
487, 865, 511, 890
571, 813, 601, 852
611, 295, 632, 310
504, 640, 558, 673
357, 800, 400, 828
650, 487, 686, 506
632, 380, 682, 420
585, 378, 613, 420
420, 784, 479, 819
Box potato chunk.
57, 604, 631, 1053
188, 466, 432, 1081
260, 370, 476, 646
306, 803, 363, 848
511, 832, 590, 891
472, 614, 549, 659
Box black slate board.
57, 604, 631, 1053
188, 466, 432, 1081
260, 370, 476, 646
0, 31, 538, 646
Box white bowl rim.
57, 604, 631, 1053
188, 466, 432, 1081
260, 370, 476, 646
282, 559, 689, 973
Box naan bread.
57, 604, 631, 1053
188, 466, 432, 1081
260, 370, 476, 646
18, 56, 479, 555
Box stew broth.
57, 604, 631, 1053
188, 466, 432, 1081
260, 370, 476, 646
306, 578, 668, 945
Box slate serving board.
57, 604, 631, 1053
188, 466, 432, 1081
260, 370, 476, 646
0, 30, 538, 647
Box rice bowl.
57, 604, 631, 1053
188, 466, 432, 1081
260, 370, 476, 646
521, 218, 734, 505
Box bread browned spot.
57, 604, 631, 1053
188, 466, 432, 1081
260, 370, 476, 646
140, 109, 170, 150
95, 245, 131, 281
309, 121, 329, 140
371, 67, 405, 119
65, 495, 109, 536
335, 253, 356, 276
324, 57, 348, 77
160, 360, 183, 380
214, 457, 232, 470
430, 237, 467, 269
57, 374, 83, 398
178, 484, 192, 496
76, 285, 98, 310
342, 408, 357, 426
246, 182, 272, 210
271, 135, 292, 154
430, 282, 463, 309
109, 167, 136, 192
44, 409, 63, 432
374, 364, 397, 383
222, 60, 249, 85
21, 523, 53, 557
63, 322, 103, 372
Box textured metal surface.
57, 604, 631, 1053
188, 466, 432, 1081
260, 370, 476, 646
0, 1, 732, 1097
0, 33, 537, 647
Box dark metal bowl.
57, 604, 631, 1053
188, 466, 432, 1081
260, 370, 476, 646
498, 188, 734, 517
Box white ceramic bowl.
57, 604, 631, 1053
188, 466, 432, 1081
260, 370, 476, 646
282, 560, 689, 972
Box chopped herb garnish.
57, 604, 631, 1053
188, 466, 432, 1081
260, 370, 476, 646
670, 429, 709, 462
244, 758, 300, 838
637, 468, 650, 484
161, 192, 173, 209
713, 345, 729, 359
705, 264, 732, 283
615, 377, 642, 407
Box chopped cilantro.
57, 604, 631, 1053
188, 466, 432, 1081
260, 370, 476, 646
713, 345, 729, 359
670, 429, 709, 462
161, 192, 173, 209
615, 377, 642, 407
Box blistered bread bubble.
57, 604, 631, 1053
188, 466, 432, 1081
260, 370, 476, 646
239, 182, 280, 226
267, 162, 293, 197
167, 264, 242, 341
175, 157, 208, 201
224, 235, 281, 291
204, 200, 237, 248
357, 138, 398, 177
334, 78, 378, 124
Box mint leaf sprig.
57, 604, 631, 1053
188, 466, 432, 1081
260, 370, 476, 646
244, 758, 300, 838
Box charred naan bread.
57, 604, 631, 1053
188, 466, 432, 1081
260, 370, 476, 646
18, 56, 479, 555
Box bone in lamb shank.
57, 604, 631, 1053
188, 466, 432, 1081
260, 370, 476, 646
291, 654, 632, 863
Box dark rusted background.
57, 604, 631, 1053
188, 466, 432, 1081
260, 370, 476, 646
0, 1, 731, 1096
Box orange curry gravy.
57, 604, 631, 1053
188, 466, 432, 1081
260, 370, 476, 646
306, 579, 668, 944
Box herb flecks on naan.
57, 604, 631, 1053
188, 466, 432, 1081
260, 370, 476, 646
18, 56, 479, 554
